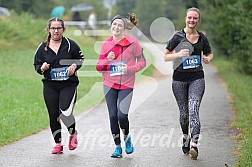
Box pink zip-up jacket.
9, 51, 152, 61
96, 34, 146, 89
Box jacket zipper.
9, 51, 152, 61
119, 46, 124, 89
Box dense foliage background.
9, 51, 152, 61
199, 0, 252, 74
1, 0, 251, 74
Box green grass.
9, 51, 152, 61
0, 49, 48, 145
213, 57, 252, 167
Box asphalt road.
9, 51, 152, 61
0, 43, 237, 167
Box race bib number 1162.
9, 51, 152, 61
50, 66, 69, 81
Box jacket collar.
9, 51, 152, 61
107, 34, 135, 47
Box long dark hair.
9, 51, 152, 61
44, 17, 65, 51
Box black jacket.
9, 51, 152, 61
34, 37, 84, 82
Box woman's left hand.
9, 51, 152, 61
202, 55, 211, 64
67, 64, 77, 76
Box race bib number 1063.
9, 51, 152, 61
182, 55, 201, 69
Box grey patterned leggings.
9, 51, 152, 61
172, 78, 205, 143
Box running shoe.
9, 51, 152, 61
69, 130, 78, 150
182, 137, 191, 154
111, 146, 122, 158
189, 146, 198, 159
124, 135, 134, 154
51, 143, 63, 154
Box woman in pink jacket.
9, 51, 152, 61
96, 13, 146, 158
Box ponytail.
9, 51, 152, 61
44, 33, 51, 51
111, 13, 139, 30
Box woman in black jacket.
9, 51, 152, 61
34, 17, 84, 154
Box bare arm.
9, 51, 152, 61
202, 52, 213, 64
164, 49, 190, 62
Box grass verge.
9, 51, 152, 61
213, 57, 252, 167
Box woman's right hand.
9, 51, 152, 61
107, 51, 115, 61
177, 49, 190, 58
41, 62, 50, 72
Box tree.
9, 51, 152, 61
199, 0, 252, 75
115, 0, 136, 16
135, 0, 167, 36
185, 0, 199, 8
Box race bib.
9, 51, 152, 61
50, 66, 69, 81
110, 61, 126, 76
182, 55, 201, 69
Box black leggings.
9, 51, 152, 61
43, 81, 77, 143
172, 78, 205, 143
103, 86, 133, 145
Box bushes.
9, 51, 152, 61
230, 1, 252, 74
0, 12, 45, 50
200, 0, 252, 75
